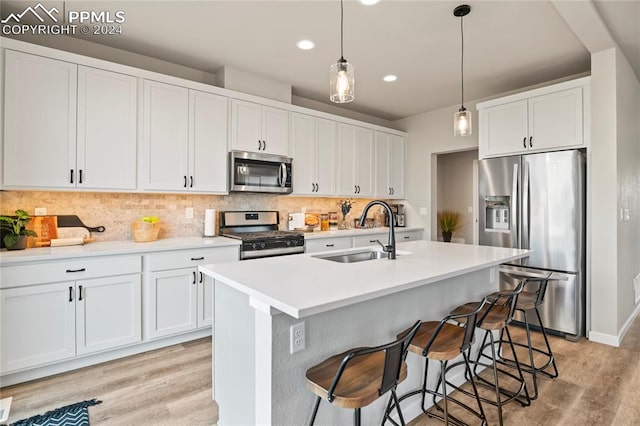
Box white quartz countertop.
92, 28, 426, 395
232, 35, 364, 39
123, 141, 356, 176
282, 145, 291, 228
0, 236, 241, 265
200, 240, 530, 319
301, 227, 422, 240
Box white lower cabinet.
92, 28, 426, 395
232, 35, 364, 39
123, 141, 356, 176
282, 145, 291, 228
144, 246, 238, 339
1, 282, 76, 373
0, 256, 142, 374
76, 274, 142, 355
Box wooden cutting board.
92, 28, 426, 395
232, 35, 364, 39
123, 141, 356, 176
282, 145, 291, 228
26, 216, 58, 248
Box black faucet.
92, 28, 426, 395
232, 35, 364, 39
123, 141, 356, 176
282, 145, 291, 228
359, 200, 396, 260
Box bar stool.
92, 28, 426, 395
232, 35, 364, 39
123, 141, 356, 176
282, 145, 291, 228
305, 320, 421, 426
447, 280, 531, 426
390, 299, 489, 426
490, 272, 558, 400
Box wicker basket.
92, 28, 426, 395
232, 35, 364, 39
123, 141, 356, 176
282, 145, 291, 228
132, 221, 161, 242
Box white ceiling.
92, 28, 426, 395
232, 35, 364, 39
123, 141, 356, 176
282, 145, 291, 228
1, 1, 637, 121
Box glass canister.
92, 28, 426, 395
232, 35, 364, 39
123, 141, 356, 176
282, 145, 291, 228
328, 212, 339, 230
320, 214, 330, 231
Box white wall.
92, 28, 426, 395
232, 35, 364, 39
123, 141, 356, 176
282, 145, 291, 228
579, 47, 640, 343
394, 104, 479, 240
614, 49, 640, 331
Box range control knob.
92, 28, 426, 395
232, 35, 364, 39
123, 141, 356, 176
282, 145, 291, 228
260, 242, 266, 249
251, 243, 258, 250
286, 240, 291, 246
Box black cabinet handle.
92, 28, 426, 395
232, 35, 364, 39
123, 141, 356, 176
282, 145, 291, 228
199, 272, 203, 283
529, 136, 533, 148
79, 169, 83, 184
258, 139, 261, 150
354, 185, 357, 194
191, 256, 205, 261
404, 236, 410, 240
190, 176, 194, 188
326, 243, 335, 247
523, 137, 527, 148
392, 188, 395, 195
192, 271, 197, 284
66, 268, 86, 273
369, 240, 377, 243
79, 285, 83, 301
69, 286, 73, 302
357, 186, 361, 194
263, 140, 266, 151
70, 169, 74, 184
183, 176, 187, 188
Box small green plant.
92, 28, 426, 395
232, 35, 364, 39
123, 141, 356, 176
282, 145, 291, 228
141, 216, 159, 223
0, 209, 38, 248
437, 210, 463, 233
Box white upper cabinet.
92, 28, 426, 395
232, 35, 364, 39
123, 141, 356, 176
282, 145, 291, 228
143, 80, 190, 191
231, 99, 289, 156
375, 132, 406, 199
337, 124, 374, 197
189, 90, 228, 193
77, 66, 137, 190
291, 113, 336, 196
3, 50, 77, 189
478, 78, 588, 159
3, 50, 138, 190
142, 81, 228, 193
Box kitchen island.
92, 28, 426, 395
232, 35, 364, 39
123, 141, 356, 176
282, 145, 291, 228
200, 240, 530, 425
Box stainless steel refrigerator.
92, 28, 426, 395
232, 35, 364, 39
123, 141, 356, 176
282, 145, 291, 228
478, 150, 586, 338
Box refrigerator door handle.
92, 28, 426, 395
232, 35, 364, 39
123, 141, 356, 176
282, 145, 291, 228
512, 162, 519, 249
522, 161, 530, 249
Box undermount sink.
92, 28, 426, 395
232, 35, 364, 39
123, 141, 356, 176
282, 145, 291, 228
313, 249, 395, 263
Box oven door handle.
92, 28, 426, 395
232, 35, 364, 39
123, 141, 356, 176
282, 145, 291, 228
279, 163, 287, 188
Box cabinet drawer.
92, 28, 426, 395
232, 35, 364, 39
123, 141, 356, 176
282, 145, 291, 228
146, 246, 238, 271
353, 233, 387, 248
0, 255, 141, 289
397, 231, 422, 242
305, 237, 352, 254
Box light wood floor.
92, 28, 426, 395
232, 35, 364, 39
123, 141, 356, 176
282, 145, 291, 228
1, 316, 639, 426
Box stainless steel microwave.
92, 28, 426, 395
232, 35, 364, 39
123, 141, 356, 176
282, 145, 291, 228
229, 150, 293, 194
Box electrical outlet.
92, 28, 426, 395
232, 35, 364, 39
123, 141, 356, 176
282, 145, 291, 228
34, 207, 47, 216
419, 207, 427, 216
290, 322, 305, 354
186, 207, 194, 219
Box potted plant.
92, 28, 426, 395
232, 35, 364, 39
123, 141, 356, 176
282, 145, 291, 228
437, 210, 462, 242
0, 209, 38, 250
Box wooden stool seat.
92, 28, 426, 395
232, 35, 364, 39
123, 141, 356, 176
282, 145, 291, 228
306, 349, 408, 409
450, 302, 510, 330
404, 321, 466, 361
488, 290, 537, 311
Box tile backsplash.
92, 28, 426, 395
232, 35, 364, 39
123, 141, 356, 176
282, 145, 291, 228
0, 191, 374, 241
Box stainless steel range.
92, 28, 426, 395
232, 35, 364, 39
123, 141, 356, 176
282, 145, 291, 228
220, 211, 304, 260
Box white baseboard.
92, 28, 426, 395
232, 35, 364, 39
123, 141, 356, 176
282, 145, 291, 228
588, 302, 640, 347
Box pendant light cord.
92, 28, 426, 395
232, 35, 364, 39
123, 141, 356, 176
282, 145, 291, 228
340, 0, 344, 59
460, 13, 464, 109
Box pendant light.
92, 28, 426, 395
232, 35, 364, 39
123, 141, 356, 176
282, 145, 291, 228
330, 0, 354, 103
453, 4, 471, 136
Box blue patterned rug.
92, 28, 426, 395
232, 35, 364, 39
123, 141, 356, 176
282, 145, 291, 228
10, 399, 102, 426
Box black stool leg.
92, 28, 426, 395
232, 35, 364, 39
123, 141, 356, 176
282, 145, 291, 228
488, 331, 505, 426
463, 351, 487, 425
392, 389, 406, 426
503, 325, 531, 406
309, 396, 321, 426
354, 408, 361, 426
523, 310, 539, 400
440, 360, 449, 425
535, 307, 559, 378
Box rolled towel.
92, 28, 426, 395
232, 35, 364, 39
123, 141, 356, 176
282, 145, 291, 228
50, 237, 85, 247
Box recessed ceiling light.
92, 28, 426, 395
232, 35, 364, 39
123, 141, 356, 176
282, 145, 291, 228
359, 0, 380, 5
383, 75, 397, 82
297, 40, 315, 50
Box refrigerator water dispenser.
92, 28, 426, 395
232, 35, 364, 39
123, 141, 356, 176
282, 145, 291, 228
484, 197, 510, 231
